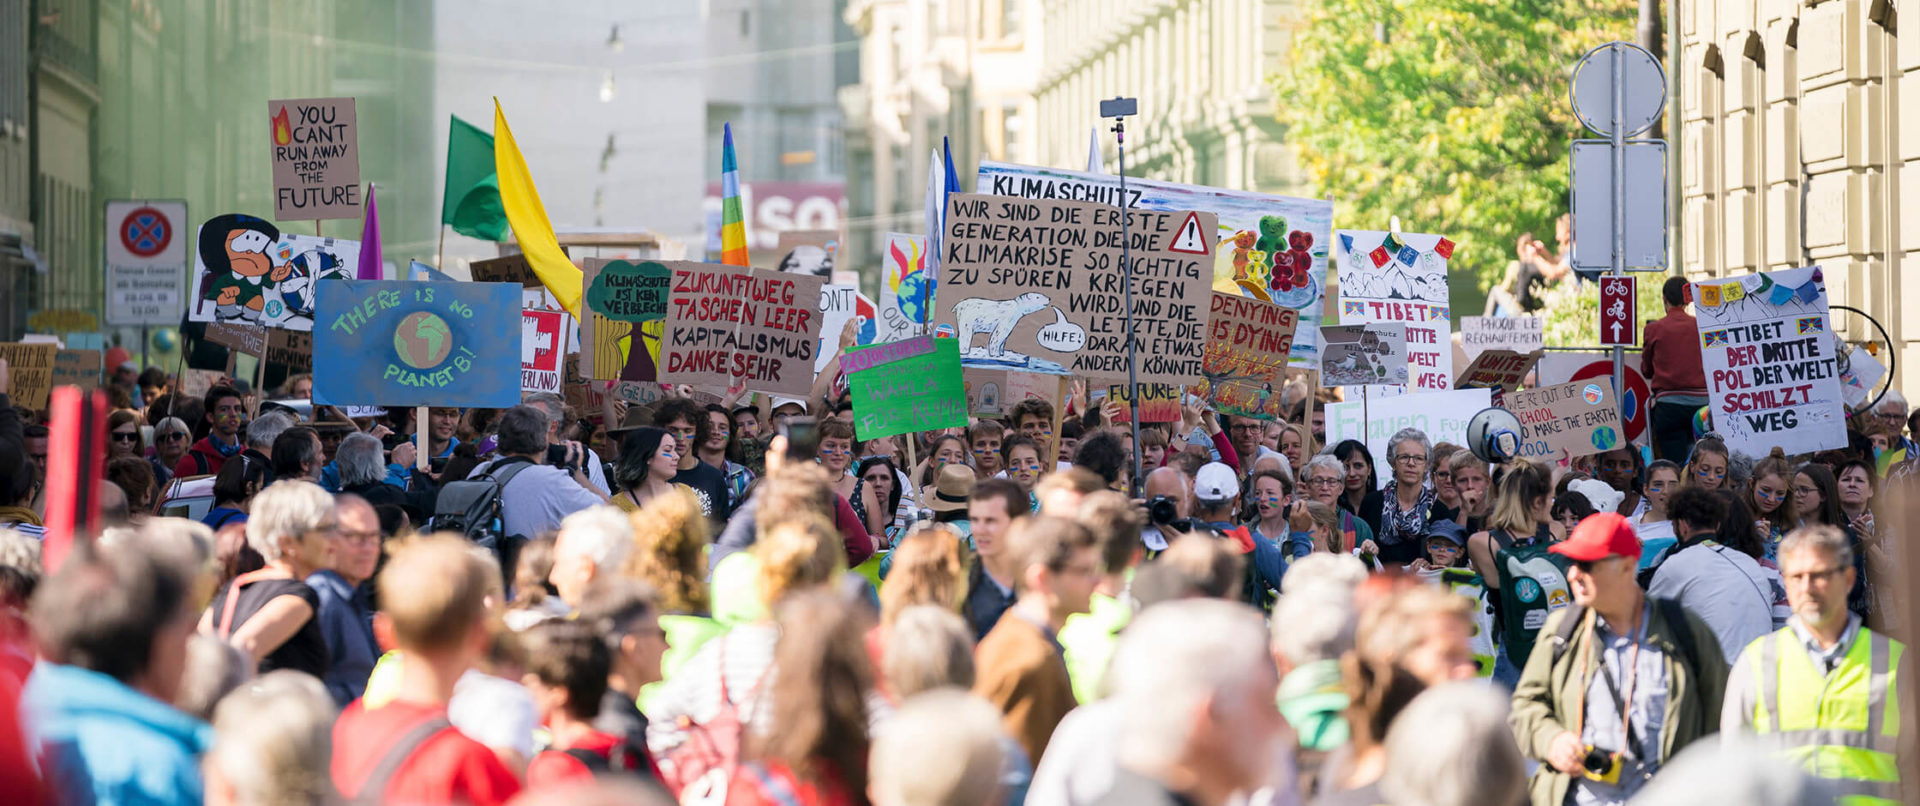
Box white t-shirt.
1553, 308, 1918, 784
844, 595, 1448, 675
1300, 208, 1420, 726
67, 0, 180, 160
449, 670, 537, 759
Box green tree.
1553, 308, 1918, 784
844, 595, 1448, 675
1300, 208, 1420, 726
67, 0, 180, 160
1273, 0, 1637, 317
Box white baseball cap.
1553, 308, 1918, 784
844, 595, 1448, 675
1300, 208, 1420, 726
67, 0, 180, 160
1194, 462, 1241, 502
770, 396, 807, 415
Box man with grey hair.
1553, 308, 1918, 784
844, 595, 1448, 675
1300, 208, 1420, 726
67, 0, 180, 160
1091, 599, 1287, 806
524, 392, 611, 493
334, 432, 415, 516
1871, 389, 1916, 458
1140, 465, 1191, 552
1721, 525, 1912, 803
548, 505, 633, 609
1272, 556, 1367, 766
243, 410, 296, 483
470, 404, 608, 541
871, 689, 1010, 806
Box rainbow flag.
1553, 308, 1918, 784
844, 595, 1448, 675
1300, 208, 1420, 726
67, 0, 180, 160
719, 123, 749, 266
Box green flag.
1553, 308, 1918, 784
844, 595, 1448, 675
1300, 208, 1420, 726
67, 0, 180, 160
442, 115, 509, 241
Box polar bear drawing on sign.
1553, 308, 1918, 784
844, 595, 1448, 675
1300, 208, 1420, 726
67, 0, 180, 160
954, 292, 1051, 358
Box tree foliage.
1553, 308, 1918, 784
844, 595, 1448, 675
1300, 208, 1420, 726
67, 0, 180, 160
1274, 0, 1637, 315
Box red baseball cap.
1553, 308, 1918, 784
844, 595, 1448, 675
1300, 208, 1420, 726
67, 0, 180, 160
1550, 512, 1642, 562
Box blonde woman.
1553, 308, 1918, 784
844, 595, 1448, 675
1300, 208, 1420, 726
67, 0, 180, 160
204, 670, 337, 805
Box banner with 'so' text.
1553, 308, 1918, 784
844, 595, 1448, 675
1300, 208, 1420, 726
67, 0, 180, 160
1693, 267, 1846, 457
313, 280, 520, 408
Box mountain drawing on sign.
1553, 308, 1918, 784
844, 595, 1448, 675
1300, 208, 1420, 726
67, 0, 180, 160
1341, 254, 1448, 302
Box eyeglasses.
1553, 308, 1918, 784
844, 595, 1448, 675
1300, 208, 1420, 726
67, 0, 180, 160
1433, 471, 1453, 481
1229, 424, 1264, 434
1308, 477, 1342, 488
1792, 485, 1819, 497
111, 432, 140, 443
1392, 455, 1427, 466
338, 530, 381, 546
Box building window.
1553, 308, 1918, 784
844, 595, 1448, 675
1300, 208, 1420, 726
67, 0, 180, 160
1002, 102, 1024, 162
1001, 0, 1020, 39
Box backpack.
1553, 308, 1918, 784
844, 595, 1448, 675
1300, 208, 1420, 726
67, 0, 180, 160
427, 456, 534, 572
1493, 535, 1574, 667
559, 742, 642, 777
658, 638, 773, 806
1548, 597, 1702, 671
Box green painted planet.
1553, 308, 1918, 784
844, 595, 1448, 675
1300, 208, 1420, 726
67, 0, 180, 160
896, 272, 932, 324
394, 311, 453, 369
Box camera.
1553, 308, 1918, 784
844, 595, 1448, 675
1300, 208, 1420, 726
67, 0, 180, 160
546, 443, 581, 472
1147, 496, 1180, 526
1580, 747, 1622, 785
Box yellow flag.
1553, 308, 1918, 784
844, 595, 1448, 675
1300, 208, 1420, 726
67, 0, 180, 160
493, 99, 583, 317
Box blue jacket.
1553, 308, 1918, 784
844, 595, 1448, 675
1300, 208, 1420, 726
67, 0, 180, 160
307, 569, 381, 705
24, 663, 213, 805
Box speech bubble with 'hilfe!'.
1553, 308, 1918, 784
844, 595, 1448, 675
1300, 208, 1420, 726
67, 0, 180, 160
1036, 307, 1087, 352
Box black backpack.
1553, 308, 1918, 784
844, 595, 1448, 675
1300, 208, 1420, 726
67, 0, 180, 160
427, 456, 534, 568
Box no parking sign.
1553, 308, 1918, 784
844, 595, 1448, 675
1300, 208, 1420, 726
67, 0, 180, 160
105, 200, 188, 326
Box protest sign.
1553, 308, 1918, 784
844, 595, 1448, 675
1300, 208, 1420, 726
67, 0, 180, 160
848, 338, 967, 440
1455, 349, 1543, 390
51, 350, 101, 392
204, 322, 267, 356
844, 336, 935, 375
1334, 230, 1455, 391
774, 229, 840, 279
1839, 345, 1887, 410
1503, 380, 1625, 460
1460, 316, 1543, 358
816, 284, 876, 373
522, 309, 567, 393
1693, 267, 1846, 456
934, 192, 1216, 386
312, 280, 520, 408
189, 214, 358, 331
659, 263, 825, 397
268, 97, 361, 220
469, 254, 542, 286
965, 368, 1008, 416
878, 233, 931, 343
267, 330, 313, 373
1326, 387, 1491, 486
178, 368, 224, 401
581, 258, 671, 381
1320, 323, 1409, 387
979, 160, 1333, 368
1537, 350, 1652, 445
1103, 383, 1181, 423
1194, 292, 1299, 420
106, 200, 191, 326
0, 343, 56, 410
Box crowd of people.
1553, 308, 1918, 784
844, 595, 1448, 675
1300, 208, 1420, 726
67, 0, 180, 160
0, 307, 1912, 806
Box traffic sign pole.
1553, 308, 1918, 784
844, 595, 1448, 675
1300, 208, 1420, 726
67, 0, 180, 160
1612, 43, 1627, 401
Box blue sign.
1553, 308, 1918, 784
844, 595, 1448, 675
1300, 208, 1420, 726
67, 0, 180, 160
313, 280, 521, 408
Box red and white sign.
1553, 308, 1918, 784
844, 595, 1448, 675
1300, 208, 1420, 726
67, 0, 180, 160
521, 309, 567, 393
105, 199, 190, 326
1599, 276, 1637, 346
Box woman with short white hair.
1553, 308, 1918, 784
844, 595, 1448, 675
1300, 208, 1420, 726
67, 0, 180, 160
204, 670, 338, 805
1373, 427, 1436, 566
197, 480, 335, 678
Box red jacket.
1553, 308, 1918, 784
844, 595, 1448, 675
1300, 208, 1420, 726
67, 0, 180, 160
172, 436, 239, 479
1641, 308, 1708, 396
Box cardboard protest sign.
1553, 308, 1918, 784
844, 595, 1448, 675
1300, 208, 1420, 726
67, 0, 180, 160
0, 343, 56, 410
878, 233, 931, 343
1455, 349, 1543, 390
816, 284, 877, 373
469, 254, 543, 286
774, 229, 840, 279
204, 322, 267, 356
522, 309, 567, 393
1320, 323, 1409, 387
51, 350, 101, 392
848, 338, 967, 440
268, 98, 361, 220
979, 160, 1334, 368
1195, 292, 1298, 419
313, 281, 520, 408
1504, 380, 1625, 460
1334, 230, 1455, 391
659, 263, 825, 397
178, 368, 224, 401
189, 214, 359, 331
1460, 316, 1543, 358
267, 329, 313, 373
1693, 267, 1847, 456
934, 192, 1216, 386
581, 258, 671, 381
1537, 351, 1652, 445
965, 368, 1009, 416
1326, 387, 1492, 487
1103, 383, 1181, 423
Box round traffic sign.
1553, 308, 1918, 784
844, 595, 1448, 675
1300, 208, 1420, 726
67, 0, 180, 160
120, 206, 174, 258
1570, 42, 1667, 138
1569, 360, 1651, 444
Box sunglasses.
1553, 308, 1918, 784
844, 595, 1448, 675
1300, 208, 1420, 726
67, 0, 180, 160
111, 432, 140, 443
158, 431, 188, 441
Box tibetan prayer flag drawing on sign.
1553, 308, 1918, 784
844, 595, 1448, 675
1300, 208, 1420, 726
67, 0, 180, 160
848, 337, 968, 440
1693, 267, 1846, 457
313, 280, 520, 408
1334, 230, 1455, 391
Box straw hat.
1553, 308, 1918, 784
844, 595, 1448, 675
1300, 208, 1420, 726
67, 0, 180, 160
924, 465, 977, 513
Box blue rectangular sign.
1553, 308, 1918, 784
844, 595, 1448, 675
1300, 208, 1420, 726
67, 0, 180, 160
313, 280, 521, 408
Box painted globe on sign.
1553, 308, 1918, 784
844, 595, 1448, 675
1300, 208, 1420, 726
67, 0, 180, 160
896, 272, 932, 324
393, 312, 453, 369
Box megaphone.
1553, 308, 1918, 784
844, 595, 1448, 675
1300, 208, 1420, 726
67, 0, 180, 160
1466, 407, 1524, 465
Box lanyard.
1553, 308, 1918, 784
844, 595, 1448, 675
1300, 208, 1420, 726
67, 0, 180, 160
1572, 604, 1643, 754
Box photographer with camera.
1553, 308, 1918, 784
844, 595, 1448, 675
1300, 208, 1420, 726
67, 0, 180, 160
1140, 465, 1192, 552
1510, 513, 1727, 806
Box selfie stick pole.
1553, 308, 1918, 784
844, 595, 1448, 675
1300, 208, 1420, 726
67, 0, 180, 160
1110, 98, 1145, 499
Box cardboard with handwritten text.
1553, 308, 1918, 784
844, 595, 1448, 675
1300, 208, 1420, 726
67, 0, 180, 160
933, 192, 1217, 386
1194, 292, 1299, 419
581, 258, 671, 381
1693, 267, 1846, 456
0, 343, 57, 410
660, 263, 825, 397
1455, 349, 1543, 390
268, 97, 361, 220
1503, 379, 1625, 460
51, 350, 102, 393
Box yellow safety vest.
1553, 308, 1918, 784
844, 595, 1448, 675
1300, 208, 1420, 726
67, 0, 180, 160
1746, 626, 1905, 805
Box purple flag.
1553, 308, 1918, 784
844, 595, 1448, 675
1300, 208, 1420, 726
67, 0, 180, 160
356, 183, 382, 280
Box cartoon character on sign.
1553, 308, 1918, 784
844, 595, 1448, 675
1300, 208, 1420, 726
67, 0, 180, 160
197, 214, 287, 324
